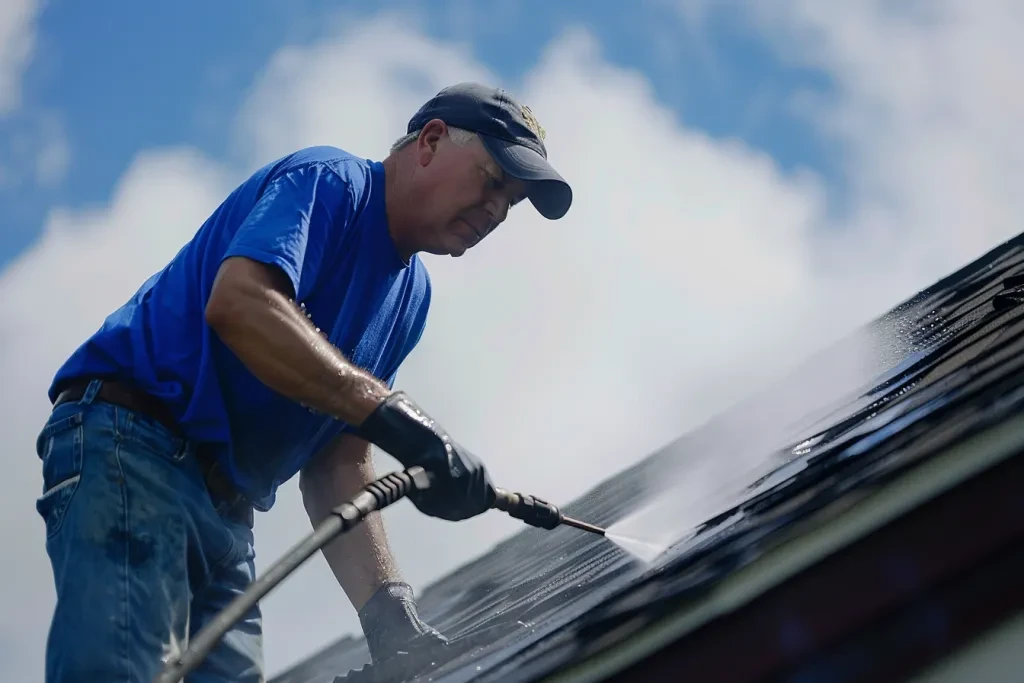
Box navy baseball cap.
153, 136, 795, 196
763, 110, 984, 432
407, 82, 573, 220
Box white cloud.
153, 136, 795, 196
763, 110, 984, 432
2, 3, 1022, 680
0, 0, 42, 115
231, 13, 495, 166
679, 0, 1024, 278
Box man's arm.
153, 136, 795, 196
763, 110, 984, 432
206, 163, 494, 530
300, 431, 449, 660
205, 256, 390, 425
299, 432, 401, 609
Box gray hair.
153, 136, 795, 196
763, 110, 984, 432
390, 126, 478, 155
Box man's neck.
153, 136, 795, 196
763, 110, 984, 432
382, 154, 418, 263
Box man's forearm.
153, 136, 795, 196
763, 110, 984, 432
205, 256, 390, 425
300, 438, 403, 610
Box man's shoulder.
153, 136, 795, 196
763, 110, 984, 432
259, 146, 381, 210
279, 144, 364, 164
274, 145, 374, 179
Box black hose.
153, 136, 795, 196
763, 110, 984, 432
152, 466, 433, 683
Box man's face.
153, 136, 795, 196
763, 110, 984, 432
412, 121, 529, 257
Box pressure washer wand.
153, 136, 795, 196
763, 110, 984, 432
491, 488, 606, 536
561, 515, 607, 536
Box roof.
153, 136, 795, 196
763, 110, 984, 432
270, 231, 1024, 683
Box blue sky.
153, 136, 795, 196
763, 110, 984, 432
0, 0, 838, 272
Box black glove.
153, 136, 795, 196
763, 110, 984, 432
355, 391, 496, 521
357, 582, 448, 663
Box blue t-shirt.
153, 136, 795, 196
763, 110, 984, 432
48, 146, 432, 510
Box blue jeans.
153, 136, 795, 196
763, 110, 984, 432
35, 380, 264, 683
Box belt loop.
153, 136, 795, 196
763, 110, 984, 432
80, 379, 104, 405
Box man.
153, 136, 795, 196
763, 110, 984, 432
33, 82, 572, 682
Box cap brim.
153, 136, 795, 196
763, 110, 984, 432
479, 135, 572, 220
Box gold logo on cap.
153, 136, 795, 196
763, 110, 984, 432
521, 104, 546, 141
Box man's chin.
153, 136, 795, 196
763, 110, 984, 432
447, 241, 472, 258
420, 242, 466, 258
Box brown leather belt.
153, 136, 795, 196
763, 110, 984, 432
52, 378, 253, 527
54, 378, 182, 436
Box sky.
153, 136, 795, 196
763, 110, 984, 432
1, 0, 1022, 680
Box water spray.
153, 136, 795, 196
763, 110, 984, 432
493, 488, 676, 561
152, 468, 607, 683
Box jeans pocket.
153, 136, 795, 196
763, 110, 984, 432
35, 409, 85, 539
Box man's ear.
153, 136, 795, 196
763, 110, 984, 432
416, 119, 447, 166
